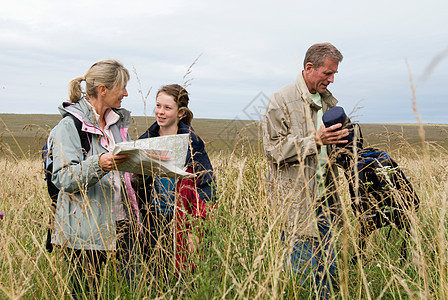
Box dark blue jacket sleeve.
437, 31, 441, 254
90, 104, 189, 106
187, 131, 216, 202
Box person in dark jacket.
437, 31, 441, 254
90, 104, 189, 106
137, 84, 215, 277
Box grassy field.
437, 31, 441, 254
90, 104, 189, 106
2, 113, 448, 159
1, 114, 448, 298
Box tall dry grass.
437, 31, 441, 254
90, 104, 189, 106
1, 130, 448, 299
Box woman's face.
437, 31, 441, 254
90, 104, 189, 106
103, 84, 128, 109
154, 92, 182, 131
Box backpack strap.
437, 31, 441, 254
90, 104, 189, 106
69, 115, 91, 156
352, 123, 364, 150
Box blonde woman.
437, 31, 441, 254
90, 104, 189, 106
50, 59, 140, 298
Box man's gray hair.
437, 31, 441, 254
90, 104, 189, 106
303, 43, 343, 69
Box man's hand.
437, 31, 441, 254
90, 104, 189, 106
314, 123, 349, 146
99, 152, 129, 171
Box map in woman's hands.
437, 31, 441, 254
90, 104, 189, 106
112, 134, 194, 177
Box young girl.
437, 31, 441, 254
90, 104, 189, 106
138, 84, 215, 276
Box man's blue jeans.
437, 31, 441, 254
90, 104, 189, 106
285, 204, 337, 299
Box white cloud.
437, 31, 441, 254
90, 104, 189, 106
0, 0, 447, 123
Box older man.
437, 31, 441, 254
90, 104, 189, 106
262, 42, 348, 298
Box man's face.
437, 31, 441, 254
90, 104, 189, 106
303, 57, 339, 94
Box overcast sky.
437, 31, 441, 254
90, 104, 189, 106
1, 0, 447, 123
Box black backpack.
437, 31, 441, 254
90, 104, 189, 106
347, 147, 419, 232
323, 107, 419, 261
42, 115, 91, 252
342, 146, 419, 262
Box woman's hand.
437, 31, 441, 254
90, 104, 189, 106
99, 152, 129, 171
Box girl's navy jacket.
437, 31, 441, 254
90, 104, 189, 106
139, 121, 216, 202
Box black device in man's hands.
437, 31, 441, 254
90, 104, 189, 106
322, 106, 357, 148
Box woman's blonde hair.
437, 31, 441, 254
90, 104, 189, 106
68, 59, 130, 103
157, 84, 193, 126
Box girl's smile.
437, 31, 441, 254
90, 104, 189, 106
155, 92, 183, 135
